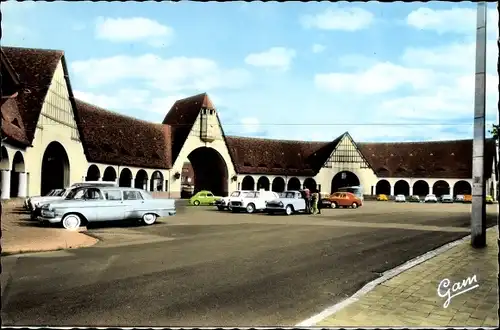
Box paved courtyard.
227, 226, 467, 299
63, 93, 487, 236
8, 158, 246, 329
1, 201, 497, 326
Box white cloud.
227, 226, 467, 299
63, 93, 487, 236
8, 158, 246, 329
314, 63, 434, 94
95, 17, 174, 47
300, 7, 374, 31
244, 47, 296, 71
74, 89, 152, 110
312, 44, 326, 54
71, 54, 251, 91
406, 7, 498, 37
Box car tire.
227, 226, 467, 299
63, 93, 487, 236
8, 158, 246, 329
142, 213, 157, 225
246, 203, 255, 213
285, 205, 293, 215
351, 202, 358, 209
193, 200, 200, 206
331, 202, 338, 209
61, 214, 81, 231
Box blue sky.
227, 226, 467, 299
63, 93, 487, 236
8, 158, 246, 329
2, 1, 498, 142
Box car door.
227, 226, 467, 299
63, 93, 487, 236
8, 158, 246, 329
98, 189, 126, 221
122, 190, 144, 219
197, 193, 207, 204
205, 192, 215, 205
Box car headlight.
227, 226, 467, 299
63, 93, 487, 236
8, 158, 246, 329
279, 202, 283, 207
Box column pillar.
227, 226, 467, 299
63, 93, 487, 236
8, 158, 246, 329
429, 185, 433, 195
390, 184, 394, 196
18, 172, 27, 198
1, 170, 11, 199
409, 186, 413, 196
143, 179, 149, 191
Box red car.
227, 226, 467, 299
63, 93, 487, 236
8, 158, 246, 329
328, 192, 363, 209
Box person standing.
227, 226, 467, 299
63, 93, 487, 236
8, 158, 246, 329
311, 190, 319, 215
304, 187, 311, 213
317, 190, 322, 214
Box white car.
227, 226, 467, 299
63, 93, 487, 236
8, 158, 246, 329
424, 194, 438, 203
395, 194, 406, 202
265, 190, 307, 215
214, 190, 252, 211
229, 190, 280, 213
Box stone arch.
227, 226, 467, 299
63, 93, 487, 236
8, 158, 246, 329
187, 147, 228, 196
303, 177, 317, 191
41, 141, 70, 196
119, 168, 133, 187
271, 177, 286, 192
413, 180, 429, 196
86, 165, 100, 181
134, 169, 148, 190
331, 171, 360, 194
150, 171, 164, 191
257, 176, 270, 191
10, 151, 25, 197
375, 179, 391, 195
394, 180, 410, 196
433, 180, 450, 197
241, 175, 255, 190
453, 180, 472, 196
287, 177, 301, 190
102, 166, 117, 182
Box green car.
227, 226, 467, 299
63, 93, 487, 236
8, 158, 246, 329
189, 190, 221, 206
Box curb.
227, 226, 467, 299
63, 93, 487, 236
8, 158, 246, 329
296, 225, 498, 327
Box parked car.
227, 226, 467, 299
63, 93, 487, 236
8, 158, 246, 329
424, 194, 438, 203
265, 190, 307, 215
440, 194, 453, 203
215, 190, 251, 211
328, 192, 362, 209
319, 198, 332, 208
27, 181, 118, 211
454, 195, 465, 202
188, 190, 221, 206
395, 194, 406, 203
463, 194, 472, 203
38, 186, 176, 230
230, 190, 279, 213
486, 195, 494, 204
408, 195, 421, 203
377, 194, 388, 201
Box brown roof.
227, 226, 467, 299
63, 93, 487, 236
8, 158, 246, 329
358, 139, 497, 179
225, 134, 344, 176
2, 46, 64, 143
75, 99, 172, 169
1, 98, 30, 146
1, 48, 21, 98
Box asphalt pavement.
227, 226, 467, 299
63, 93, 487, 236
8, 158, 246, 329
1, 202, 497, 327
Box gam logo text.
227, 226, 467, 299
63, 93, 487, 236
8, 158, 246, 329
437, 275, 479, 308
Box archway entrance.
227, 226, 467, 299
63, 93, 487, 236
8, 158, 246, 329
41, 142, 70, 196
271, 177, 285, 192
331, 171, 360, 194
375, 180, 390, 195
413, 180, 429, 196
134, 170, 148, 190
257, 176, 270, 190
394, 180, 409, 196
150, 171, 164, 191
453, 180, 472, 196
433, 180, 450, 197
287, 177, 301, 190
86, 165, 100, 181
303, 178, 317, 191
102, 166, 117, 182
119, 168, 133, 187
10, 151, 25, 197
187, 147, 228, 196
241, 176, 255, 190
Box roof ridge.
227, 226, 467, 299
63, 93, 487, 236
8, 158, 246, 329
2, 45, 64, 55
358, 138, 476, 144
226, 135, 333, 144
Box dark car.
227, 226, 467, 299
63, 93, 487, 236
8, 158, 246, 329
408, 195, 421, 203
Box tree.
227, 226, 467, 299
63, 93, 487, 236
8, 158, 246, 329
490, 124, 498, 140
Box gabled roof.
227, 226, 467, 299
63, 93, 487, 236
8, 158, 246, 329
75, 99, 172, 169
1, 48, 21, 98
2, 46, 64, 143
162, 93, 215, 164
358, 138, 497, 179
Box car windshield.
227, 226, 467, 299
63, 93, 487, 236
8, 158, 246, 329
231, 191, 241, 197
278, 192, 287, 198
65, 187, 85, 200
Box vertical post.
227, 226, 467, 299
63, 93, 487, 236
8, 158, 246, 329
471, 1, 487, 248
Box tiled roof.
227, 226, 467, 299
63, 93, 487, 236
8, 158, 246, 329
2, 46, 63, 143
358, 139, 497, 179
75, 99, 172, 169
1, 98, 30, 146
225, 134, 343, 176
1, 48, 21, 97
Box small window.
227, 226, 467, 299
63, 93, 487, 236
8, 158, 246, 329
206, 193, 214, 197
105, 190, 122, 201
210, 109, 214, 115
123, 190, 143, 200
85, 188, 104, 200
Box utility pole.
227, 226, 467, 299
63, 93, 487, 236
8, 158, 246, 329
471, 1, 487, 248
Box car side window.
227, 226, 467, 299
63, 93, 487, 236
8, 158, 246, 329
206, 193, 214, 197
86, 188, 104, 200
105, 190, 122, 201
254, 192, 260, 198
123, 191, 143, 200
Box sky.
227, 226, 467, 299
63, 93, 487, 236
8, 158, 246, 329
2, 1, 499, 143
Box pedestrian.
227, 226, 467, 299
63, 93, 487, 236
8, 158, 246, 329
311, 190, 319, 215
304, 187, 311, 213
317, 190, 322, 214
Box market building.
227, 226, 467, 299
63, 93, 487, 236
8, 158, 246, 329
1, 46, 498, 200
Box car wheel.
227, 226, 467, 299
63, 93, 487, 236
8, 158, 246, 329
331, 202, 338, 209
351, 202, 358, 209
246, 203, 255, 213
61, 214, 81, 231
285, 205, 294, 215
217, 206, 224, 211
193, 200, 200, 206
142, 213, 157, 225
